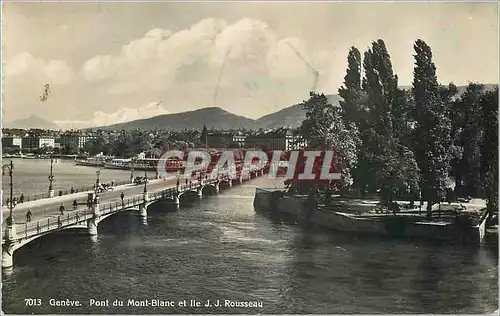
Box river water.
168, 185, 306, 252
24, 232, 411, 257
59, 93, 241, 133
1, 160, 498, 314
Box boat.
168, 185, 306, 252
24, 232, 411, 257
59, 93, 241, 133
129, 158, 160, 171
159, 158, 185, 173
23, 154, 37, 159
75, 157, 104, 167
103, 158, 132, 170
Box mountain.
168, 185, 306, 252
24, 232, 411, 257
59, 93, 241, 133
93, 107, 259, 131
80, 83, 498, 131
256, 94, 342, 129
4, 115, 59, 130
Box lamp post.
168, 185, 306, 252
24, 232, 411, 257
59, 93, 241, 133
48, 156, 55, 197
2, 161, 17, 235
95, 169, 101, 195
143, 168, 147, 194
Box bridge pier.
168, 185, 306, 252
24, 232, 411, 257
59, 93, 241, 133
2, 225, 17, 267
5, 225, 17, 241
139, 203, 147, 217
174, 195, 180, 208
197, 188, 203, 199
87, 218, 98, 236
87, 200, 100, 236
2, 248, 13, 268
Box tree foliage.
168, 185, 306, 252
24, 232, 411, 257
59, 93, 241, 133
480, 87, 499, 217
298, 92, 359, 184
412, 39, 453, 215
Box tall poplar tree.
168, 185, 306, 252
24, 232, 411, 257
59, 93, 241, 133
339, 46, 363, 126
412, 39, 452, 216
480, 87, 498, 219
455, 83, 485, 197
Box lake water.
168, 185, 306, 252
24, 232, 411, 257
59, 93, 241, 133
1, 158, 157, 199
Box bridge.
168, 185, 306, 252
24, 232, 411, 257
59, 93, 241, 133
2, 167, 267, 268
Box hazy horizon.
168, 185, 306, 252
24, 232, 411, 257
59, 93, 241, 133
2, 2, 498, 129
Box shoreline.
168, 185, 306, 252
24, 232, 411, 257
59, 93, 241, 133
254, 188, 492, 245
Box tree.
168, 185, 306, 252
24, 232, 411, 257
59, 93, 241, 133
480, 87, 498, 219
339, 47, 363, 126
298, 92, 359, 185
63, 140, 79, 155
412, 39, 452, 216
200, 125, 208, 147
358, 40, 421, 206
454, 83, 485, 197
391, 88, 416, 148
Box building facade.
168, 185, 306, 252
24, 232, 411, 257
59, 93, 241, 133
57, 132, 96, 149
2, 136, 23, 149
21, 136, 55, 149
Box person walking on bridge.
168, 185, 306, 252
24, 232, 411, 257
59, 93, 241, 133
120, 192, 125, 206
26, 209, 32, 223
20, 193, 24, 204
59, 203, 65, 216
73, 199, 78, 210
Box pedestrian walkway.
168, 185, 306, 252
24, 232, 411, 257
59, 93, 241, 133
1, 178, 170, 218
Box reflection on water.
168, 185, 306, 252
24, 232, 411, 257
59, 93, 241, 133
1, 177, 498, 314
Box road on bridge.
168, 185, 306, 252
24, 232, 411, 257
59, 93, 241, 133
1, 177, 183, 228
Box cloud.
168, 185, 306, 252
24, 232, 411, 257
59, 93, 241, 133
55, 101, 169, 129
82, 19, 227, 87
81, 18, 332, 97
5, 52, 74, 85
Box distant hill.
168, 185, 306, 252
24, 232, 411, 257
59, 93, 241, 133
4, 115, 59, 130
93, 107, 259, 131
256, 94, 341, 129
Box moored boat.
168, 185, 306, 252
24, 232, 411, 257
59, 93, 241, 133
129, 158, 160, 171
103, 158, 132, 170
75, 157, 104, 167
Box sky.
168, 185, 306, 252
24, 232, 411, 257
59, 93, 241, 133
2, 1, 498, 129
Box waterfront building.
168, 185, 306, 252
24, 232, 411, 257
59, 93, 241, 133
2, 136, 23, 149
57, 131, 97, 148
21, 136, 55, 149
244, 128, 307, 151
285, 129, 307, 151
232, 133, 246, 147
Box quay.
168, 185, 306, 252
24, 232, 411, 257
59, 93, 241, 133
254, 188, 495, 245
1, 167, 267, 268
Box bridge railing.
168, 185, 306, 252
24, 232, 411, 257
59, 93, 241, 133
1, 177, 160, 206
6, 171, 265, 242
